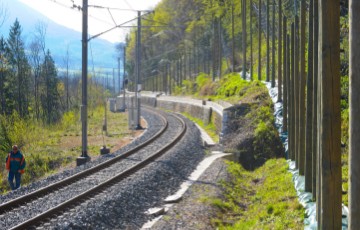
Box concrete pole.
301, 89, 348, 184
349, 0, 360, 228
318, 0, 342, 228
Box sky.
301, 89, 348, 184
19, 0, 162, 43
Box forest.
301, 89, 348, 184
0, 15, 120, 191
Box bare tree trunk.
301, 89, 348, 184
349, 0, 360, 228
318, 0, 342, 228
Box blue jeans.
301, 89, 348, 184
8, 171, 21, 190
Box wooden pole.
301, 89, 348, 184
242, 0, 247, 79
313, 0, 319, 203
294, 16, 300, 169
277, 0, 282, 101
258, 0, 262, 81
266, 0, 270, 82
250, 0, 253, 81
290, 22, 295, 161
232, 3, 235, 72
305, 0, 314, 192
298, 0, 306, 175
282, 16, 287, 133
271, 0, 276, 88
318, 0, 341, 228
349, 0, 360, 228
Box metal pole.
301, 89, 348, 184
122, 45, 126, 111
77, 0, 90, 166
135, 11, 142, 129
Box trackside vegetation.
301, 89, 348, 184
172, 72, 304, 228
0, 105, 129, 193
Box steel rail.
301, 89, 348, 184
9, 112, 186, 230
0, 108, 167, 215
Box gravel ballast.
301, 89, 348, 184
0, 109, 211, 229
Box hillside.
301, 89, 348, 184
0, 0, 120, 71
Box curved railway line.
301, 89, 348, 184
0, 108, 189, 230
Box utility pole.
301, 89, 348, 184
258, 0, 262, 81
266, 0, 270, 82
121, 44, 126, 111
318, 0, 341, 228
242, 0, 246, 80
135, 11, 142, 129
77, 0, 90, 166
349, 1, 360, 228
113, 68, 115, 96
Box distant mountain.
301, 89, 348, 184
0, 0, 121, 72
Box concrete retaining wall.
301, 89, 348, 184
140, 95, 227, 143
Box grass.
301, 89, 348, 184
0, 105, 132, 193
173, 73, 304, 228
180, 112, 219, 143
211, 159, 304, 230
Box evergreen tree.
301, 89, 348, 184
0, 36, 10, 114
7, 19, 31, 117
40, 50, 61, 124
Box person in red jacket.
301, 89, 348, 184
5, 145, 26, 190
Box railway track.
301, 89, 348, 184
0, 109, 187, 230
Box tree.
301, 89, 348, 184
0, 36, 10, 114
7, 19, 31, 117
40, 50, 61, 124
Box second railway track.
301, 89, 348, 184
0, 108, 189, 230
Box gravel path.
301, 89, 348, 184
149, 156, 229, 230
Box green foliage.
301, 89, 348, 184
212, 159, 304, 229
216, 73, 250, 97
253, 120, 282, 161
0, 104, 129, 193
